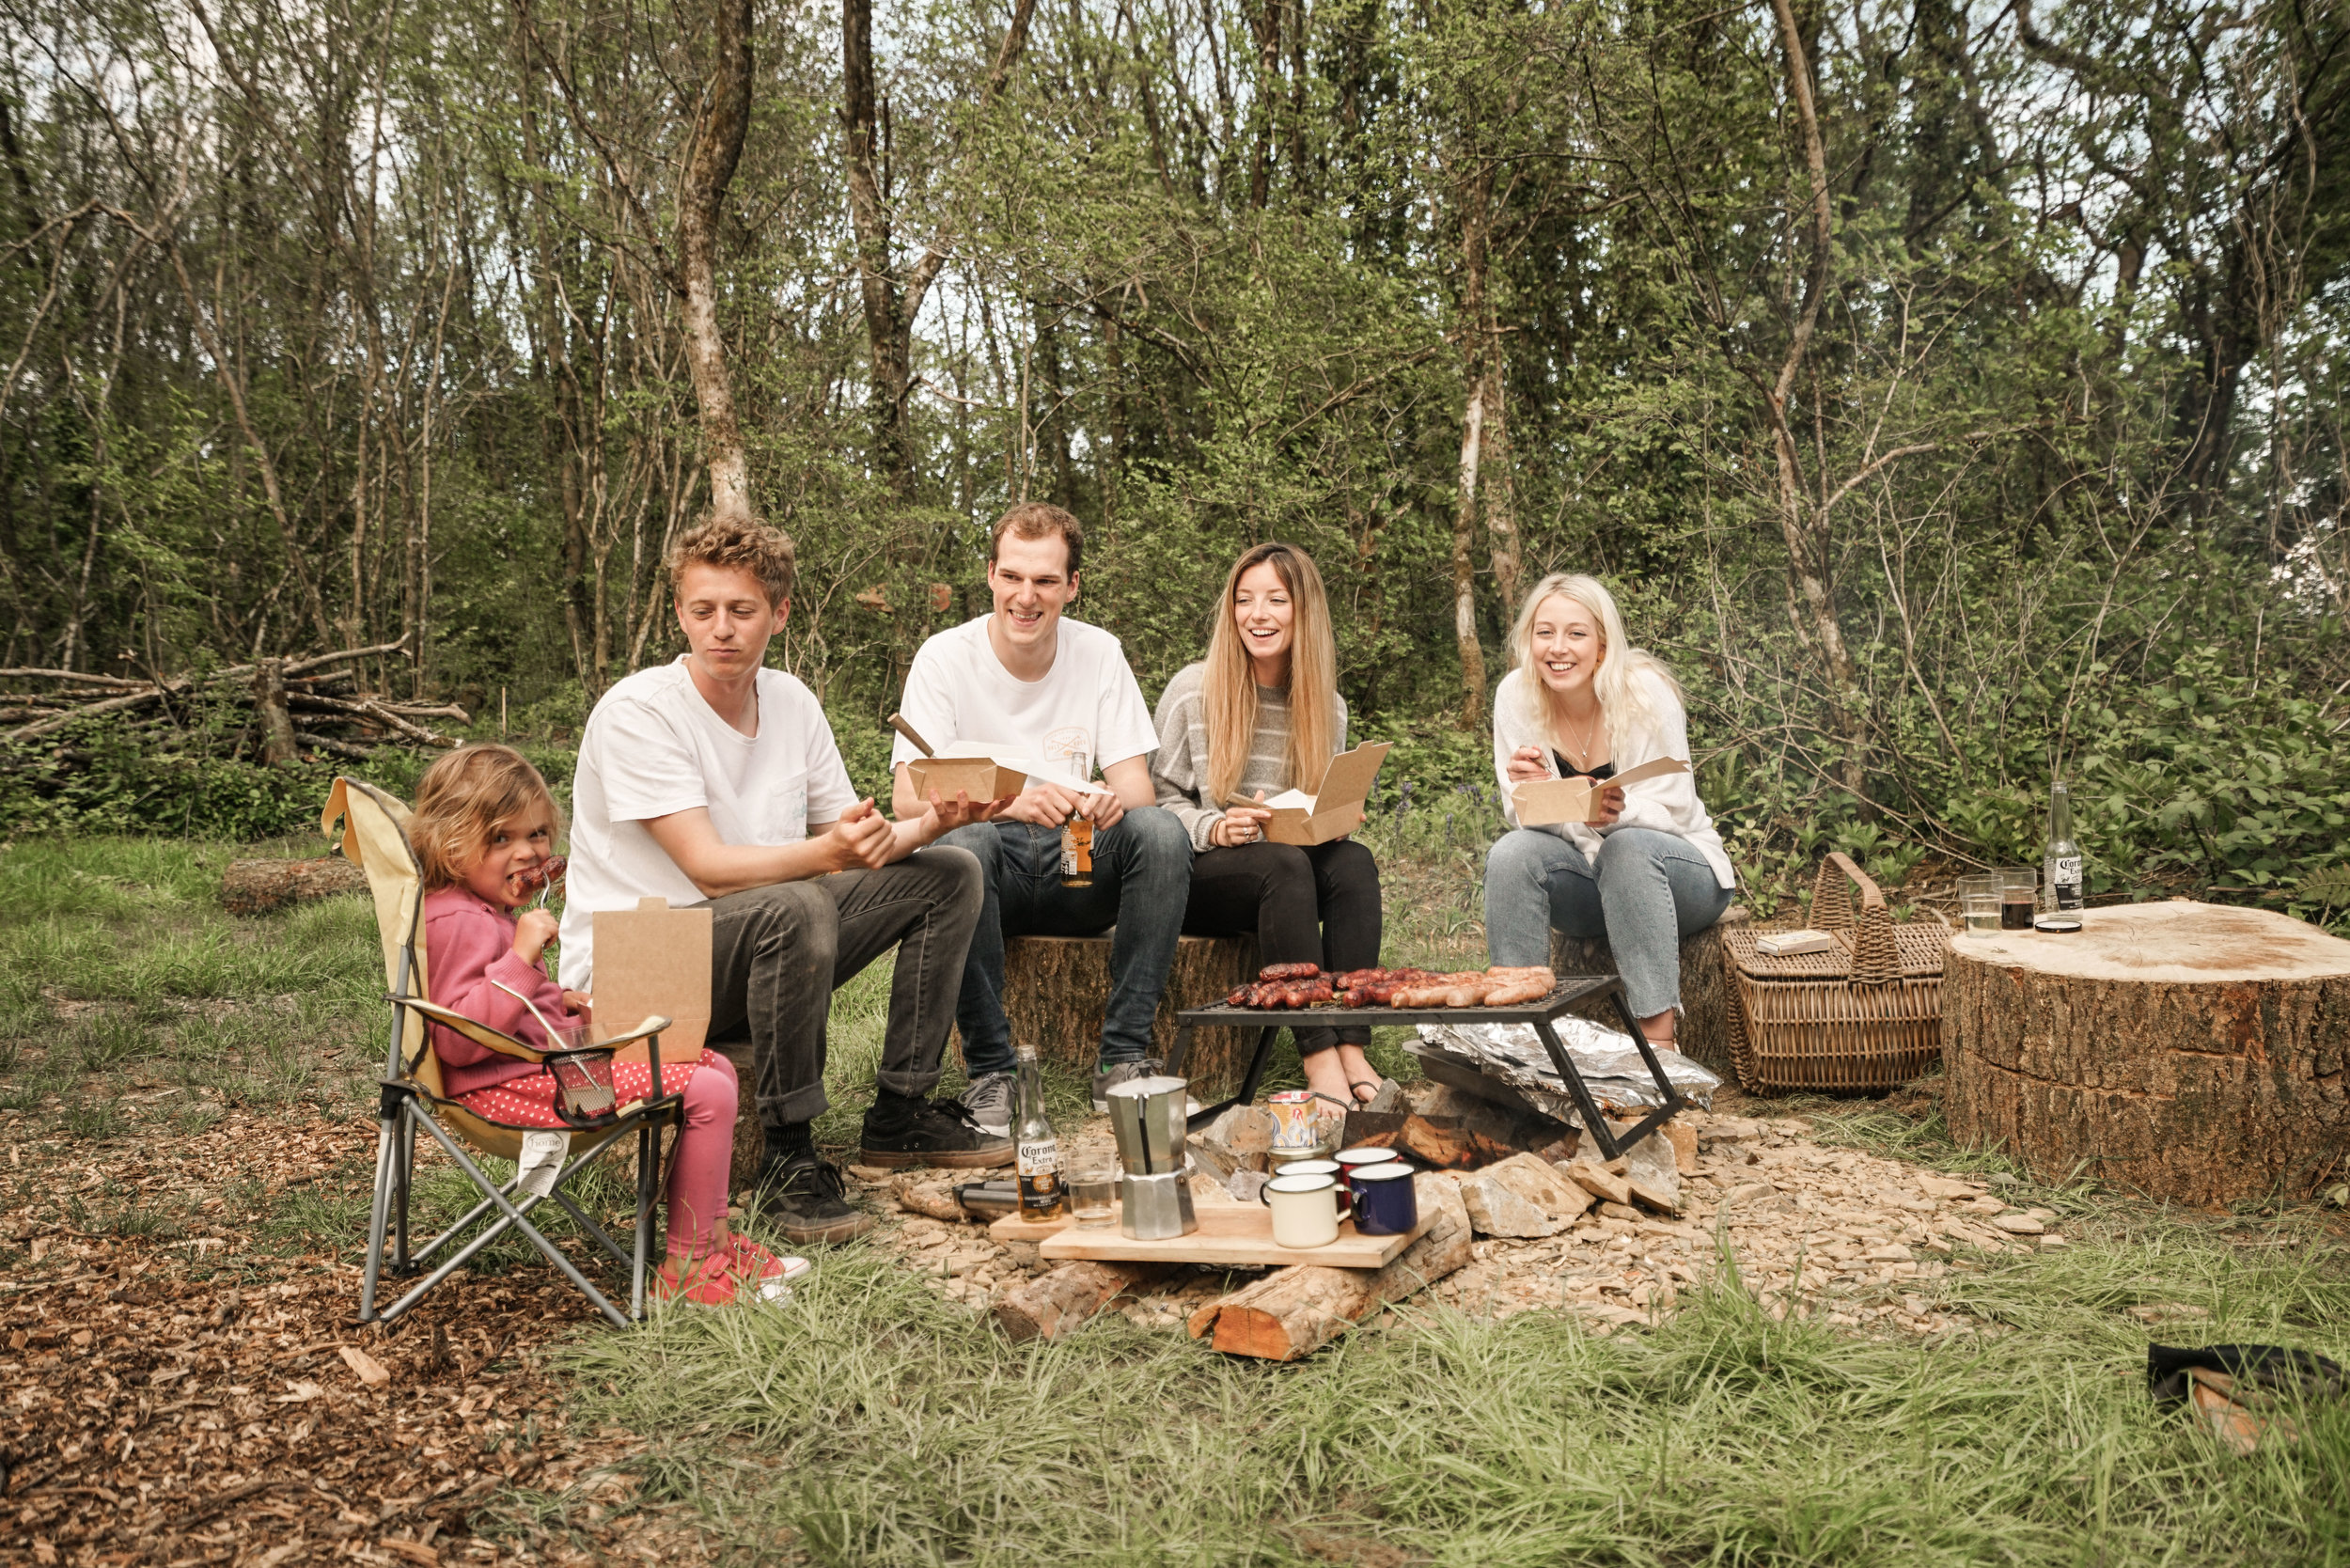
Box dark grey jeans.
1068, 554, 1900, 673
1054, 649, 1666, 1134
697, 845, 982, 1130
936, 807, 1193, 1076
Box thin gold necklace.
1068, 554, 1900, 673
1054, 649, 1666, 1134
1559, 702, 1602, 764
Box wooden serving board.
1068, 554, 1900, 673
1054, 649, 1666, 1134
1001, 1203, 1433, 1268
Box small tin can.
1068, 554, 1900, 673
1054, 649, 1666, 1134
1267, 1090, 1322, 1153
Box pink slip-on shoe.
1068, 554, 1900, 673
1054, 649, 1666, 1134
653, 1250, 741, 1307
728, 1236, 811, 1302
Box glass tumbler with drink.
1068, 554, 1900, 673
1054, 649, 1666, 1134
1066, 1161, 1117, 1228
1997, 867, 2040, 930
1958, 874, 2000, 934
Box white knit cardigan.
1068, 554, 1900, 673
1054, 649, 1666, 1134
1490, 666, 1736, 890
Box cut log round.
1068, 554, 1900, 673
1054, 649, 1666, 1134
995, 933, 1259, 1096
1185, 1176, 1472, 1360
995, 1260, 1175, 1342
1944, 901, 2350, 1207
1551, 904, 1748, 1069
220, 854, 368, 915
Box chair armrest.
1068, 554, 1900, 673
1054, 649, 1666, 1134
593, 1016, 673, 1051
392, 996, 546, 1063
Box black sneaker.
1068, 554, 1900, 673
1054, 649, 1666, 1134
756, 1154, 875, 1246
858, 1095, 1014, 1169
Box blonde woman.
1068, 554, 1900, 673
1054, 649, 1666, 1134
1487, 574, 1734, 1050
1152, 542, 1386, 1106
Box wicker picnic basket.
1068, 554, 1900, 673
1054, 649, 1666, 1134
1720, 851, 1950, 1094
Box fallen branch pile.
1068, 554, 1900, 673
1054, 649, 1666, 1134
0, 635, 468, 762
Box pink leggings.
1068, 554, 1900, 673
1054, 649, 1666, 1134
665, 1051, 739, 1257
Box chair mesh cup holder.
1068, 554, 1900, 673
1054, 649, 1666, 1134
542, 1047, 620, 1128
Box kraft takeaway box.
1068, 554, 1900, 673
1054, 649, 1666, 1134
1258, 741, 1392, 845
591, 896, 712, 1064
1512, 756, 1691, 827
903, 741, 1086, 803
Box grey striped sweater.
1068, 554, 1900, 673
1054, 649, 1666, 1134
1150, 662, 1349, 851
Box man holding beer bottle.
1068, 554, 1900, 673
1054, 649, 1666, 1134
889, 502, 1192, 1132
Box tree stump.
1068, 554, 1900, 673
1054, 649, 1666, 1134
994, 933, 1260, 1096
1550, 904, 1749, 1069
1944, 902, 2350, 1206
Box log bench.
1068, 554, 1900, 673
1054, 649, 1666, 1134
1944, 900, 2350, 1207
995, 933, 1261, 1098
1549, 905, 1748, 1072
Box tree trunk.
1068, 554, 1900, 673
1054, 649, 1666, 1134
1246, 0, 1280, 209
1449, 158, 1496, 729
843, 0, 1038, 498
1944, 902, 2350, 1206
1480, 356, 1519, 614
1764, 0, 1866, 800
1184, 1176, 1471, 1359
676, 0, 754, 516
163, 241, 337, 651
253, 658, 299, 766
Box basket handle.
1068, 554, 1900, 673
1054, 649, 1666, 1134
1815, 852, 1901, 984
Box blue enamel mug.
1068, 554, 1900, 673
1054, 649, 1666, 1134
1349, 1160, 1418, 1235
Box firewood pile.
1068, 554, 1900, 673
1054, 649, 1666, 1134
0, 635, 467, 763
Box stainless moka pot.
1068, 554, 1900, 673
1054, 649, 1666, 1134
1105, 1075, 1198, 1239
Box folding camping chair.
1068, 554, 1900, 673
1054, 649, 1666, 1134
325, 777, 684, 1328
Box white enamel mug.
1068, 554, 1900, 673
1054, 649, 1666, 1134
1260, 1171, 1340, 1249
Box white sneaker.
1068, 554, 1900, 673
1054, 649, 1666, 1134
957, 1072, 1016, 1137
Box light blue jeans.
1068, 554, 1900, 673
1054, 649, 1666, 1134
1484, 827, 1732, 1019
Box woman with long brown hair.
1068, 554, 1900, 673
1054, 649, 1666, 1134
1152, 541, 1386, 1106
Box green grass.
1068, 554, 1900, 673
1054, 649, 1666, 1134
550, 1228, 2349, 1565
7, 833, 2349, 1564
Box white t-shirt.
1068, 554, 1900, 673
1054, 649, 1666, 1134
891, 615, 1158, 787
558, 656, 856, 989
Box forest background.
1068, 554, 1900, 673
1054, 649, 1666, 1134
4, 0, 2348, 920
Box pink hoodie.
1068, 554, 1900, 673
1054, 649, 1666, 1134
420, 885, 580, 1097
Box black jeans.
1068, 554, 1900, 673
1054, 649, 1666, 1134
1182, 838, 1382, 1053
697, 846, 982, 1130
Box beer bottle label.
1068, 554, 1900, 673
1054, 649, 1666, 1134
2048, 855, 2083, 910
1016, 1137, 1063, 1215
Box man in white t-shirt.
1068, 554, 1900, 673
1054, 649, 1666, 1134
890, 503, 1193, 1128
565, 515, 1014, 1247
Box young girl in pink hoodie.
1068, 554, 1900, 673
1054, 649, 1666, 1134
410, 744, 802, 1306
